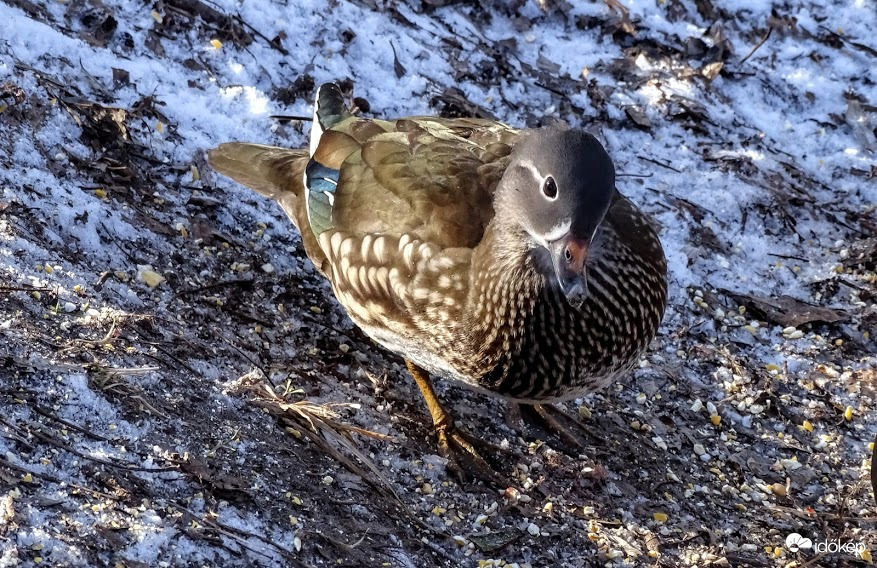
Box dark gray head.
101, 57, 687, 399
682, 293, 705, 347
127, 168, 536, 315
495, 128, 615, 308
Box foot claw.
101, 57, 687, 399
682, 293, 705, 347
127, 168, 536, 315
513, 403, 600, 456
406, 360, 514, 487
435, 423, 511, 487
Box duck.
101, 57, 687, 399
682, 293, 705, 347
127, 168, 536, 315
209, 83, 668, 481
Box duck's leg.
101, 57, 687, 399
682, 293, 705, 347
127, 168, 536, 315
511, 403, 601, 455
406, 360, 508, 486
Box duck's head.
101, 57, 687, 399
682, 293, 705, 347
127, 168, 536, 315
496, 128, 616, 309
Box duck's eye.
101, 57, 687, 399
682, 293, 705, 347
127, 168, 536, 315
542, 176, 558, 200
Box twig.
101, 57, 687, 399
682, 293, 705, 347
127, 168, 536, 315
817, 26, 877, 57
269, 114, 313, 122
316, 529, 369, 550
75, 318, 119, 348
221, 338, 269, 378
234, 15, 289, 55
616, 171, 653, 178
230, 375, 438, 535
0, 416, 177, 473
767, 252, 809, 262
148, 342, 200, 375
0, 285, 53, 293
173, 502, 303, 564
739, 27, 774, 65
29, 403, 114, 443
637, 155, 682, 173
0, 457, 124, 501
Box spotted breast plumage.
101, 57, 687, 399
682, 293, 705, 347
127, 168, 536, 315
208, 83, 668, 481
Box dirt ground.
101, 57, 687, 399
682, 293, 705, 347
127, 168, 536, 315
1, 0, 876, 567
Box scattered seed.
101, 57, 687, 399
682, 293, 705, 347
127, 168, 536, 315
137, 266, 165, 288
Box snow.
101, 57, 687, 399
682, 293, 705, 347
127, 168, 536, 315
1, 0, 876, 565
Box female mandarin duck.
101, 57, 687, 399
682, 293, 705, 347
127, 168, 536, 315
209, 83, 667, 482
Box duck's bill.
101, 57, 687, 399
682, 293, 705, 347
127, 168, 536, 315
549, 234, 589, 309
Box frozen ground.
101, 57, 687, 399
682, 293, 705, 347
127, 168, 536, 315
0, 0, 875, 566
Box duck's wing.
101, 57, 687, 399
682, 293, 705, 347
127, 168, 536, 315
305, 84, 518, 251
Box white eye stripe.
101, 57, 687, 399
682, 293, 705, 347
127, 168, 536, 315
540, 219, 571, 244
519, 160, 542, 180
519, 160, 558, 201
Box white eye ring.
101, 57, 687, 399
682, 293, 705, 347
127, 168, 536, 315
542, 176, 558, 200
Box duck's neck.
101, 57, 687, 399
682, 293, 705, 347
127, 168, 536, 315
461, 223, 546, 372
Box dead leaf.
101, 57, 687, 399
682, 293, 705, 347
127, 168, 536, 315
537, 53, 561, 74
112, 68, 130, 89
176, 454, 251, 499
686, 37, 708, 57
625, 106, 651, 129
721, 290, 848, 327
469, 528, 523, 553
700, 61, 724, 80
